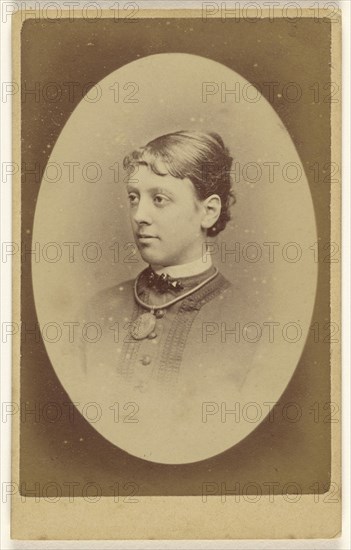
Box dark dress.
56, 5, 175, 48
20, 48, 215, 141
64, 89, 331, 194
79, 264, 254, 392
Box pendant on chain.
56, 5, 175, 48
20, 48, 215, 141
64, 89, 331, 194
130, 312, 156, 340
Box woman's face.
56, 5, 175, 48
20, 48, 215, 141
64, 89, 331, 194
126, 164, 206, 267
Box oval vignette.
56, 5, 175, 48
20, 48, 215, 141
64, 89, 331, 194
32, 53, 318, 464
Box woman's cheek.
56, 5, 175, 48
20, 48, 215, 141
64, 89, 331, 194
171, 212, 185, 223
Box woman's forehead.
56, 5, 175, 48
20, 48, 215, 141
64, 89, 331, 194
126, 164, 188, 189
126, 168, 200, 204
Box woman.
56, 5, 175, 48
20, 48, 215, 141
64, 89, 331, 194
80, 130, 252, 394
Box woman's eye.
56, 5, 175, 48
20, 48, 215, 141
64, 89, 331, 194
154, 195, 169, 206
128, 194, 139, 205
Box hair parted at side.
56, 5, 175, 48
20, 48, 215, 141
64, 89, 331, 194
123, 130, 236, 236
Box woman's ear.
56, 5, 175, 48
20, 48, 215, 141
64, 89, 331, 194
201, 194, 221, 229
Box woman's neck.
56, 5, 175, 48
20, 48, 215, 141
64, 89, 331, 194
151, 254, 213, 278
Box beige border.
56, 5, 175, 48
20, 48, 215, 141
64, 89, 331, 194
11, 7, 342, 540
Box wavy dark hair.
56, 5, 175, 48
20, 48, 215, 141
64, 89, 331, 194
123, 130, 235, 236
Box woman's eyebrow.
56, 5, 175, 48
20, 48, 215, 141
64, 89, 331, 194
126, 185, 139, 193
151, 187, 175, 197
127, 185, 175, 197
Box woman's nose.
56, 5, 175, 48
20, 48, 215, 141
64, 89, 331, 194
132, 197, 153, 224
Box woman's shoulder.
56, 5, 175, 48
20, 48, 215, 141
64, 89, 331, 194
200, 270, 247, 316
83, 277, 136, 320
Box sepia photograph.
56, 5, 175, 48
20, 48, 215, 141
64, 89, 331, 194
30, 50, 319, 464
6, 2, 345, 542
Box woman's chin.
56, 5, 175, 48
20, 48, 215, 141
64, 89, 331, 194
139, 251, 169, 266
140, 250, 177, 266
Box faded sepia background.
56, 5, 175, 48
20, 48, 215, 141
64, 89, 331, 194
20, 16, 333, 495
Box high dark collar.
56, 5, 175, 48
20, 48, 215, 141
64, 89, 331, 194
135, 264, 229, 311
138, 264, 217, 295
142, 266, 184, 293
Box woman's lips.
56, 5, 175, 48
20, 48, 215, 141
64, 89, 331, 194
136, 234, 159, 243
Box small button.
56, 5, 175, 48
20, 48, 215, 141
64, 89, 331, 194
155, 309, 165, 318
140, 355, 151, 366
148, 331, 157, 339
